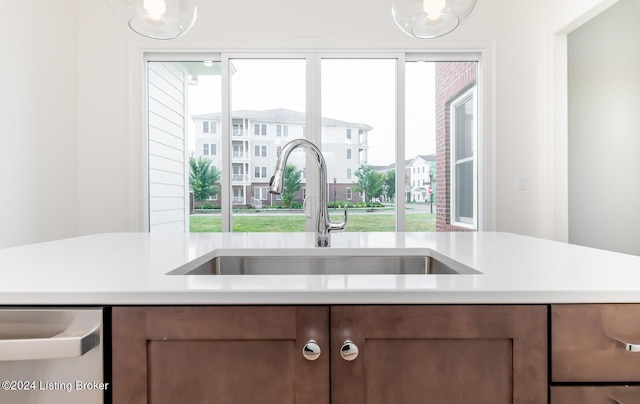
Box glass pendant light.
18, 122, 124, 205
108, 0, 197, 40
391, 0, 477, 39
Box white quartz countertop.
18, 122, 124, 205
0, 231, 639, 305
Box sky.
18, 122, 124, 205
186, 59, 436, 166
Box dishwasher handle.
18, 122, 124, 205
0, 323, 100, 362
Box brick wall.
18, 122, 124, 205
435, 62, 476, 232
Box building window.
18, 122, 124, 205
254, 166, 268, 179
346, 187, 352, 200
203, 121, 216, 134
232, 123, 242, 136
277, 146, 282, 157
346, 148, 352, 160
254, 123, 266, 136
450, 87, 477, 228
254, 145, 267, 157
232, 143, 244, 158
253, 187, 268, 200
211, 144, 217, 156
203, 144, 209, 156
233, 188, 244, 203
346, 128, 352, 139
347, 168, 352, 179
277, 124, 288, 137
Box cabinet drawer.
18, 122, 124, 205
551, 386, 640, 403
552, 304, 640, 382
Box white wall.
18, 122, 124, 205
568, 0, 640, 256
0, 0, 620, 247
0, 1, 78, 248
73, 0, 552, 238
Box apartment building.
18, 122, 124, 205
192, 108, 371, 207
406, 155, 436, 203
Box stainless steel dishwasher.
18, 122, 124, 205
0, 308, 104, 404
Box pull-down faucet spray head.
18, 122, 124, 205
268, 169, 284, 195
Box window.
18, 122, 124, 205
232, 122, 242, 136
450, 87, 477, 228
253, 187, 268, 200
233, 188, 244, 204
232, 143, 244, 158
254, 124, 267, 136
254, 145, 267, 157
277, 124, 288, 137
146, 54, 481, 235
254, 166, 268, 179
203, 121, 216, 134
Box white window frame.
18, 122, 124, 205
141, 50, 488, 233
450, 86, 477, 229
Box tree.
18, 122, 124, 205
383, 169, 396, 201
354, 165, 384, 204
281, 164, 302, 209
189, 156, 221, 202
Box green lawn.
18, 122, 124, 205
190, 213, 435, 232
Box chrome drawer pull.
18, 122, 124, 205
613, 337, 640, 352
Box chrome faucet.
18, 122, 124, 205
269, 138, 347, 247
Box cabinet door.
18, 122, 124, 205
112, 306, 329, 404
330, 305, 547, 404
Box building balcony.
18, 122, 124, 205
232, 174, 250, 183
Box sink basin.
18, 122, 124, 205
168, 254, 481, 276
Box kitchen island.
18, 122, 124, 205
2, 231, 640, 403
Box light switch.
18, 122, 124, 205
516, 176, 526, 190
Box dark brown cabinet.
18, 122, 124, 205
330, 305, 547, 404
112, 305, 547, 404
112, 306, 330, 404
551, 304, 640, 403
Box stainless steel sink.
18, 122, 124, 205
168, 255, 480, 275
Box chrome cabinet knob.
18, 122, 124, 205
340, 340, 359, 361
302, 340, 321, 361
